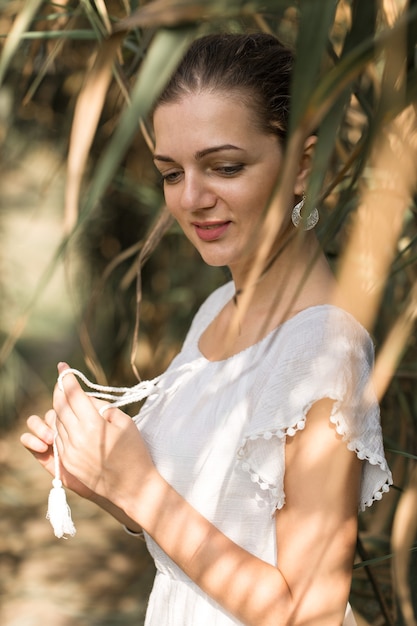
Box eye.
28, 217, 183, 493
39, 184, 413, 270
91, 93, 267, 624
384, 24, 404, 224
160, 170, 183, 184
215, 164, 244, 177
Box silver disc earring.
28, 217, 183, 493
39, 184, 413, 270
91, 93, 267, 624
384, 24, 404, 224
291, 194, 319, 231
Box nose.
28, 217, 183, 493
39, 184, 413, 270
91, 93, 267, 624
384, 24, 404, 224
180, 172, 216, 212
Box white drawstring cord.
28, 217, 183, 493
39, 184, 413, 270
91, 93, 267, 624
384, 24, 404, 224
57, 367, 162, 415
47, 367, 162, 538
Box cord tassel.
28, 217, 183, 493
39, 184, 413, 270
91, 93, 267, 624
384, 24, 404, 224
46, 436, 76, 539
47, 478, 76, 538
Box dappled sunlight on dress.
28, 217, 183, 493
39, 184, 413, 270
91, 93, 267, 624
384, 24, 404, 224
135, 282, 392, 626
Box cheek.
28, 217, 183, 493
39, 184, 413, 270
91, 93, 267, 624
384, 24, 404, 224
163, 187, 181, 218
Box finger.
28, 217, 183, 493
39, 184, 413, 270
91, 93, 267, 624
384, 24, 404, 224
26, 414, 55, 445
44, 408, 69, 449
53, 401, 72, 446
58, 361, 70, 374
53, 379, 82, 436
44, 408, 57, 430
56, 363, 113, 424
89, 397, 123, 423
54, 364, 98, 429
20, 431, 50, 454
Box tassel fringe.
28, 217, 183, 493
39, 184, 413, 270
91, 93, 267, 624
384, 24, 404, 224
47, 478, 76, 539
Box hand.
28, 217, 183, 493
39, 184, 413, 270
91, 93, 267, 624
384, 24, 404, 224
20, 409, 95, 501
52, 363, 156, 509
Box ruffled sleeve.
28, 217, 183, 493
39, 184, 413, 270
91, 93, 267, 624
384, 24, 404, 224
237, 306, 392, 513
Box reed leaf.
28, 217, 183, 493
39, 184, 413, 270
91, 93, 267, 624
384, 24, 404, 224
303, 6, 417, 137
65, 30, 125, 232
388, 450, 417, 462
392, 466, 417, 625
114, 0, 274, 32
353, 546, 417, 569
69, 26, 196, 230
289, 0, 337, 134
0, 29, 99, 40
0, 0, 45, 86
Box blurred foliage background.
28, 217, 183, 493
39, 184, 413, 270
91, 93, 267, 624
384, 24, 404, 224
1, 0, 417, 624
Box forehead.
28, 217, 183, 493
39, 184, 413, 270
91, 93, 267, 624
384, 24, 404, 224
153, 91, 266, 152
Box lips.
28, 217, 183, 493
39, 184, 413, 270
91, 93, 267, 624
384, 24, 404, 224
193, 221, 231, 242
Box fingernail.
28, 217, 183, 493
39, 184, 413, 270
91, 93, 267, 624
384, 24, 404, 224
57, 362, 68, 373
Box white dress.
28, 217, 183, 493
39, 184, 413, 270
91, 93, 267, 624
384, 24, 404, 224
134, 282, 392, 625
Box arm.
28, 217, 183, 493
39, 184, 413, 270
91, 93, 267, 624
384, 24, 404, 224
50, 366, 361, 626
274, 399, 361, 624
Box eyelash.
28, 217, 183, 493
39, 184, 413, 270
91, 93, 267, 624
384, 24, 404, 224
160, 164, 245, 185
216, 164, 244, 176
160, 171, 182, 184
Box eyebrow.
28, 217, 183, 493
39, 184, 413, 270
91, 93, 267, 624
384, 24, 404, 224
153, 144, 244, 163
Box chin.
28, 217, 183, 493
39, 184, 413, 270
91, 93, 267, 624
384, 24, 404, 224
199, 254, 229, 268
201, 247, 239, 265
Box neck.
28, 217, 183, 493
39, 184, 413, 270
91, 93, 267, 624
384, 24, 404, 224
230, 231, 333, 321
199, 232, 335, 361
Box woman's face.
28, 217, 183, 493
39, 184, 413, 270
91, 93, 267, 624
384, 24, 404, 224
153, 91, 286, 274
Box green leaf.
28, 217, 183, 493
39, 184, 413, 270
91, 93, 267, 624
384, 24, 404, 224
347, 0, 377, 55
387, 449, 417, 462
315, 5, 417, 125
354, 545, 417, 569
305, 0, 378, 224
1, 29, 100, 40
289, 0, 337, 134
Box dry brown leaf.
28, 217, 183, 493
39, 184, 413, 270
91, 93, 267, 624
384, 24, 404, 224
334, 105, 417, 331
64, 32, 125, 233
114, 0, 253, 32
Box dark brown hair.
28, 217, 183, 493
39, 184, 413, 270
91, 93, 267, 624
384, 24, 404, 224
154, 32, 294, 143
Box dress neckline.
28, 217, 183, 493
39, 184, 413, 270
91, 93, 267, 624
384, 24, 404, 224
196, 283, 364, 364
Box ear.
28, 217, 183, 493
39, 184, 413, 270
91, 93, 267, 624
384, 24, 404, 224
293, 135, 317, 197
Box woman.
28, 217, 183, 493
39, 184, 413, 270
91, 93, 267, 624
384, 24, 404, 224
21, 33, 392, 625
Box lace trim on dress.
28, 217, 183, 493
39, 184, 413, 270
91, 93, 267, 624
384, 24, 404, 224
237, 399, 392, 513
237, 418, 307, 511
328, 411, 392, 509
